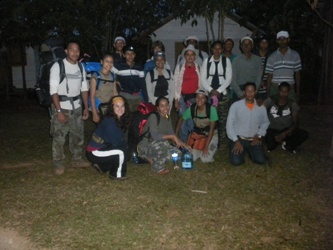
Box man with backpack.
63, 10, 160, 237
49, 39, 90, 175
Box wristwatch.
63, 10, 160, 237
56, 109, 62, 113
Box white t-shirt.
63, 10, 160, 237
49, 58, 88, 110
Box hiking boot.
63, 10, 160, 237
54, 166, 65, 175
71, 159, 91, 168
109, 175, 128, 181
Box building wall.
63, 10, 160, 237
151, 15, 253, 70
12, 46, 38, 89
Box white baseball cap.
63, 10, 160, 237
276, 31, 289, 39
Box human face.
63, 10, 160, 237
276, 37, 289, 49
259, 39, 269, 50
224, 41, 234, 52
114, 40, 125, 52
186, 39, 198, 47
244, 85, 257, 103
65, 43, 80, 64
241, 40, 253, 54
157, 99, 170, 117
113, 100, 125, 118
155, 57, 165, 69
124, 51, 135, 65
153, 46, 162, 53
278, 86, 290, 100
185, 51, 196, 64
101, 56, 113, 72
195, 93, 207, 107
212, 44, 223, 59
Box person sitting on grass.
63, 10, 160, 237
226, 82, 270, 166
264, 82, 309, 154
86, 96, 130, 180
137, 96, 191, 174
176, 89, 218, 163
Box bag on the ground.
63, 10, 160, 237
128, 102, 159, 164
187, 131, 208, 150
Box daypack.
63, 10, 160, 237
190, 102, 212, 133
206, 56, 227, 80
36, 37, 84, 108
128, 102, 160, 164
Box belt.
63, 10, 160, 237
238, 136, 253, 141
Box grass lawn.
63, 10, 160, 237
0, 96, 332, 249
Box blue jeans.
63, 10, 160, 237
229, 139, 267, 166
179, 96, 194, 143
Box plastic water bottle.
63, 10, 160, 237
181, 148, 194, 169
172, 151, 179, 169
132, 152, 139, 164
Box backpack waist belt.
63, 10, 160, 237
59, 95, 81, 110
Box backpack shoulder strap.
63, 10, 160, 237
149, 69, 155, 83
206, 56, 212, 77
77, 62, 84, 82
94, 71, 102, 90
199, 50, 203, 61
190, 103, 196, 118
58, 59, 66, 83
206, 103, 211, 119
222, 56, 226, 79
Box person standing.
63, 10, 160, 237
253, 35, 271, 101
264, 82, 308, 153
226, 82, 270, 166
112, 36, 126, 64
145, 51, 174, 111
265, 31, 302, 101
231, 37, 262, 102
49, 39, 90, 175
200, 41, 232, 145
174, 45, 201, 142
144, 40, 171, 75
115, 45, 148, 111
175, 35, 208, 67
222, 38, 237, 63
86, 96, 130, 180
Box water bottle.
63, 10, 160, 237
172, 151, 179, 169
181, 148, 194, 169
132, 151, 139, 164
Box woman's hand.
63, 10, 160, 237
92, 110, 100, 123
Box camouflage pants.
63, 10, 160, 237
216, 95, 229, 146
50, 107, 84, 165
137, 140, 182, 173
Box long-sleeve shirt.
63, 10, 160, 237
231, 54, 262, 98
200, 56, 232, 95
226, 99, 270, 142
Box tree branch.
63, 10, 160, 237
305, 0, 333, 28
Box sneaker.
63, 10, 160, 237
54, 166, 65, 175
281, 142, 296, 154
92, 164, 105, 174
71, 159, 91, 168
109, 175, 128, 181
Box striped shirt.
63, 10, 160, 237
265, 48, 302, 85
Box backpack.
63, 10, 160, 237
35, 37, 84, 108
190, 102, 212, 132
128, 102, 160, 164
206, 56, 227, 80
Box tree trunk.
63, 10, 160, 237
318, 0, 333, 104
20, 44, 27, 99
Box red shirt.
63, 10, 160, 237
181, 64, 198, 94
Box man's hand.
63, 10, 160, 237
251, 135, 262, 146
57, 112, 66, 123
232, 140, 243, 154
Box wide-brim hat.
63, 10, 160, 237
195, 88, 209, 98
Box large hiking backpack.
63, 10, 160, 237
128, 102, 159, 164
36, 37, 67, 107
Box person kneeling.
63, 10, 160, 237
86, 96, 130, 180
226, 82, 270, 166
176, 89, 218, 162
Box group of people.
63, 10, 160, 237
49, 30, 308, 179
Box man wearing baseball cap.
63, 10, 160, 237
265, 31, 302, 101
114, 45, 148, 111
112, 36, 126, 64
175, 35, 208, 67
